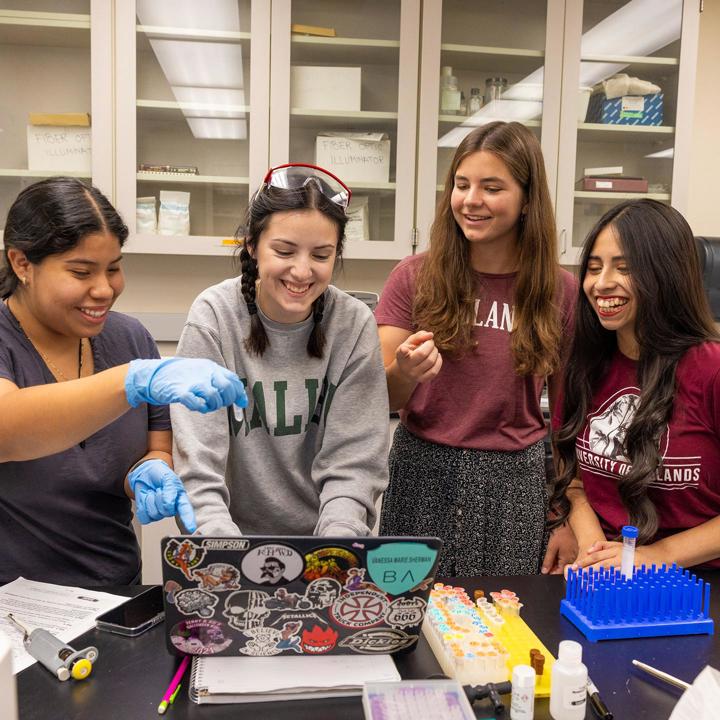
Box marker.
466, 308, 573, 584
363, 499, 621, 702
587, 677, 613, 719
158, 655, 190, 714
631, 659, 690, 691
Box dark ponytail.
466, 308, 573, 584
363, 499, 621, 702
235, 180, 346, 358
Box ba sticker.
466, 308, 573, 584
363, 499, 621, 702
385, 596, 427, 629
174, 588, 218, 618
339, 628, 418, 654
301, 625, 338, 654
366, 542, 438, 595
223, 590, 270, 631
241, 543, 304, 586
193, 563, 241, 592
330, 591, 388, 629
164, 539, 206, 580
169, 619, 232, 655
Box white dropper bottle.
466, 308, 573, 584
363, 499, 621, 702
549, 640, 587, 720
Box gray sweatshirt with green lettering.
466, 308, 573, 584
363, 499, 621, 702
171, 278, 389, 537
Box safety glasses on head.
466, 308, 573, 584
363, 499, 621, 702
260, 163, 351, 210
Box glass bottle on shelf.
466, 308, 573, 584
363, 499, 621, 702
468, 88, 483, 114
458, 91, 467, 116
440, 66, 461, 114
484, 77, 508, 105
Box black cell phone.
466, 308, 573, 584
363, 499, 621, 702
95, 586, 165, 637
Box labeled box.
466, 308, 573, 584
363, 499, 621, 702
580, 176, 648, 193
587, 92, 664, 126
291, 66, 361, 112
315, 132, 390, 184
26, 125, 92, 173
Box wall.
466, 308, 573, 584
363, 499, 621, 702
687, 0, 720, 236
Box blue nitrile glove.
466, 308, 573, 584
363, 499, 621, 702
125, 357, 248, 413
128, 459, 197, 533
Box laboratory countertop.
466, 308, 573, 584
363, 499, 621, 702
16, 571, 720, 719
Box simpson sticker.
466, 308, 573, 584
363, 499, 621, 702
174, 588, 219, 618
301, 625, 339, 654
200, 539, 250, 551
164, 539, 206, 580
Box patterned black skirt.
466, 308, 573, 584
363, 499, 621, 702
379, 424, 548, 576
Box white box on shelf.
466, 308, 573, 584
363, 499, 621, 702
345, 196, 369, 243
315, 133, 390, 184
26, 125, 92, 173
291, 66, 361, 111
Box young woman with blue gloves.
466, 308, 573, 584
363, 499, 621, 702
0, 178, 247, 585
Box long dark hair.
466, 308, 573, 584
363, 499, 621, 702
0, 177, 128, 299
550, 199, 718, 542
414, 121, 561, 376
236, 180, 347, 358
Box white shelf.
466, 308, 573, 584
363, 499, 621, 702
439, 115, 541, 127
578, 123, 674, 142
581, 53, 678, 66
347, 181, 396, 192
137, 173, 250, 185
136, 24, 251, 42
574, 191, 670, 201
123, 234, 238, 256
291, 35, 399, 65
0, 10, 89, 47
440, 43, 544, 73
0, 168, 90, 178
137, 99, 249, 115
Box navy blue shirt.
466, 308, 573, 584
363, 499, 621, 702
0, 303, 170, 585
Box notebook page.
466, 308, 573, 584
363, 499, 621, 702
197, 654, 399, 694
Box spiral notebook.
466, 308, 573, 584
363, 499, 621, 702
189, 653, 401, 704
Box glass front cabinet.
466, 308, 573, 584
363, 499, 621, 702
1, 1, 700, 262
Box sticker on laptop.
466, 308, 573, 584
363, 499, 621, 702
237, 624, 300, 657
223, 590, 271, 631
174, 588, 219, 618
385, 596, 427, 629
240, 543, 304, 586
301, 625, 339, 654
330, 590, 388, 629
169, 619, 232, 655
264, 588, 313, 611
164, 539, 206, 580
192, 563, 241, 592
338, 628, 418, 654
366, 542, 438, 595
302, 578, 343, 608
303, 546, 360, 584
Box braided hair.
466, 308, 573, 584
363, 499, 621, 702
236, 179, 347, 358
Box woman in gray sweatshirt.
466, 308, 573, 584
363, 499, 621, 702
171, 165, 389, 537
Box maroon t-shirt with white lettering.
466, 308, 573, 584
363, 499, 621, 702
375, 253, 577, 451
576, 344, 720, 567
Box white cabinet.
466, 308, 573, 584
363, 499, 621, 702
0, 0, 113, 234
1, 1, 700, 263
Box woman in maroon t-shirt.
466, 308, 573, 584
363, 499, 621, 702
376, 122, 577, 576
551, 199, 720, 570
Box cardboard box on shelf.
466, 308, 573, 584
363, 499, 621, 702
587, 92, 664, 126
315, 133, 390, 184
29, 112, 90, 127
580, 176, 649, 193
26, 125, 91, 173
291, 66, 361, 112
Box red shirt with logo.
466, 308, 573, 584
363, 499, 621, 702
577, 343, 720, 567
375, 253, 577, 451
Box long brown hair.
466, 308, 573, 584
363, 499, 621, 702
414, 121, 560, 376
549, 200, 718, 542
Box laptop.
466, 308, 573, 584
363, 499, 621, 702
161, 535, 441, 657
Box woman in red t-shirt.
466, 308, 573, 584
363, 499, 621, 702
375, 121, 577, 576
551, 199, 720, 569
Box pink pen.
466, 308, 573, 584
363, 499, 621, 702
157, 655, 190, 715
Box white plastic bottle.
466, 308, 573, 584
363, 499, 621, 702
549, 640, 587, 720
510, 664, 536, 719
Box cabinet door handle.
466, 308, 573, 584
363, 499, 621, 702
558, 228, 567, 256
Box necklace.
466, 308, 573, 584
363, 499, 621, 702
6, 296, 86, 381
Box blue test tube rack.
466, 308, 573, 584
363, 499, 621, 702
560, 564, 714, 642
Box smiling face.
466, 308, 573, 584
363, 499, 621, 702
19, 231, 125, 339
450, 149, 526, 259
252, 209, 338, 324
583, 224, 639, 358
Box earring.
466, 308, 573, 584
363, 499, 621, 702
21, 276, 27, 285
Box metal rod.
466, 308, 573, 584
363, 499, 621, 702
631, 659, 690, 690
